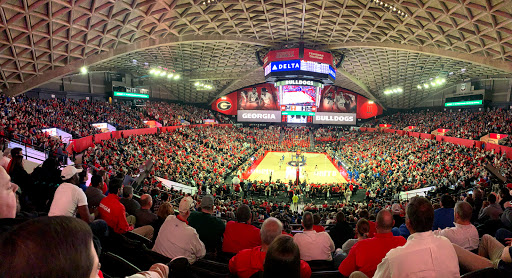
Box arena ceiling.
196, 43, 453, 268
0, 0, 512, 107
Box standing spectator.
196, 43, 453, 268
229, 217, 311, 278
373, 197, 459, 278
293, 211, 335, 261
188, 195, 226, 255
222, 204, 261, 254
153, 197, 206, 264
434, 201, 479, 250
135, 194, 158, 227
120, 186, 141, 217
433, 195, 455, 230
85, 174, 105, 211
499, 188, 512, 210
339, 210, 406, 277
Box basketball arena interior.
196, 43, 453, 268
1, 0, 512, 277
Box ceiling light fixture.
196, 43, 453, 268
369, 0, 407, 18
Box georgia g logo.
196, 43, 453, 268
217, 101, 232, 111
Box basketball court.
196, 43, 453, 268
246, 151, 348, 184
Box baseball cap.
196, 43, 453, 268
179, 197, 194, 213
201, 195, 214, 209
61, 166, 83, 180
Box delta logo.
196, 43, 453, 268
271, 61, 300, 71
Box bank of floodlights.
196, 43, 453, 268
383, 87, 403, 95
417, 77, 446, 90
149, 68, 180, 80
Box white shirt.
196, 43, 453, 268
153, 215, 206, 264
48, 182, 88, 217
293, 230, 335, 261
433, 223, 479, 250
374, 231, 459, 278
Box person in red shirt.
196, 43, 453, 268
98, 178, 154, 240
339, 210, 406, 277
229, 217, 311, 278
359, 209, 377, 238
312, 213, 325, 233
222, 205, 261, 254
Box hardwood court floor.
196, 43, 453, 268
247, 151, 348, 184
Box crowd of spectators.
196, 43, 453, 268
363, 108, 512, 141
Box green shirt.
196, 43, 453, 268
188, 211, 226, 253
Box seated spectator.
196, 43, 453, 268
479, 193, 503, 222
222, 204, 261, 254
502, 201, 512, 229
98, 178, 153, 239
312, 214, 325, 232
433, 194, 455, 230
339, 210, 406, 277
329, 212, 355, 249
373, 197, 459, 278
135, 194, 158, 227
453, 233, 512, 274
0, 216, 169, 278
391, 203, 404, 228
0, 148, 11, 170
153, 196, 206, 264
434, 201, 479, 250
229, 217, 311, 278
85, 174, 105, 210
293, 211, 335, 261
120, 186, 141, 217
341, 218, 370, 255
153, 202, 174, 240
49, 166, 93, 224
262, 235, 305, 278
188, 195, 225, 254
499, 188, 512, 210
0, 166, 23, 234
153, 191, 169, 214
358, 210, 376, 238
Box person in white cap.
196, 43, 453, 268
153, 196, 206, 264
49, 166, 94, 224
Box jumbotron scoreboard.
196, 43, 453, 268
244, 47, 354, 125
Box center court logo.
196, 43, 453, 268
217, 101, 232, 111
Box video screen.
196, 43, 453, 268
286, 115, 308, 124
281, 85, 317, 106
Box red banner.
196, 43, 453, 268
94, 132, 111, 143
408, 126, 416, 129
379, 124, 392, 128
357, 95, 383, 119
211, 91, 238, 115
263, 48, 300, 66
490, 133, 508, 140
437, 128, 450, 133
303, 49, 334, 66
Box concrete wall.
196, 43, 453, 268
415, 78, 512, 108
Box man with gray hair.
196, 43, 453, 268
229, 217, 311, 278
434, 201, 479, 250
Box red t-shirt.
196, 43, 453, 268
313, 225, 325, 233
98, 194, 133, 234
339, 232, 406, 277
229, 246, 312, 278
368, 221, 377, 238
222, 221, 262, 253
